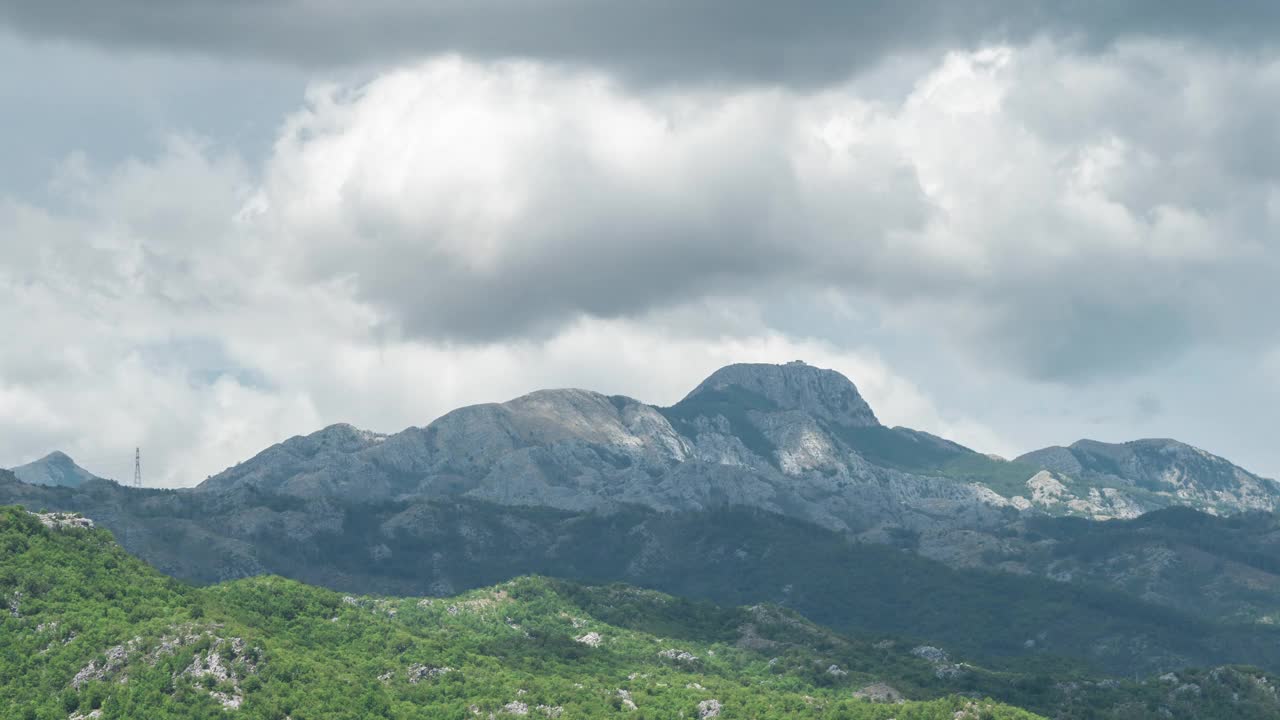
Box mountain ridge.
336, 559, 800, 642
1015, 437, 1280, 517
190, 361, 1280, 524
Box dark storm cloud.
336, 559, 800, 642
3, 1, 1280, 86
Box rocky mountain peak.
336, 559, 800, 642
307, 423, 387, 449
682, 361, 879, 427
9, 451, 100, 488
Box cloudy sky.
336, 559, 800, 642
2, 1, 1279, 486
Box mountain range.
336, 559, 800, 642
192, 361, 1280, 526
17, 362, 1275, 524
4, 360, 1280, 684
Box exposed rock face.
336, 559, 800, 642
681, 361, 879, 428
659, 648, 699, 664
911, 646, 949, 664
1002, 470, 1148, 520
1017, 439, 1280, 517
10, 451, 101, 488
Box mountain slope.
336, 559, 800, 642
9, 451, 102, 488
194, 362, 1280, 524
6, 504, 1280, 720
961, 508, 1280, 625
2, 504, 1042, 719
7, 474, 1280, 678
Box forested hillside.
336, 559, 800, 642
4, 506, 1280, 719
7, 470, 1280, 678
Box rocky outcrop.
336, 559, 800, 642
658, 648, 699, 664
853, 682, 904, 703
70, 625, 260, 711
30, 511, 94, 530
910, 645, 967, 678
407, 664, 453, 683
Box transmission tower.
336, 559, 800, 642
133, 447, 142, 488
